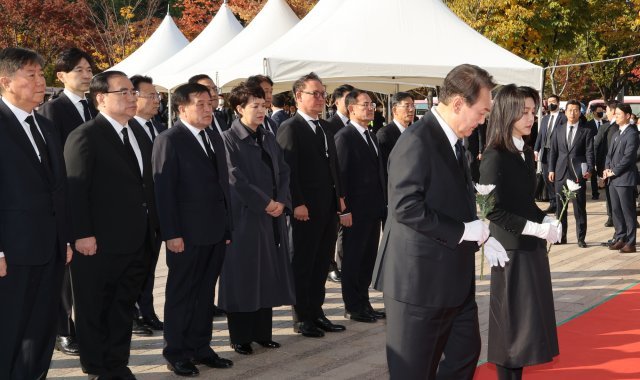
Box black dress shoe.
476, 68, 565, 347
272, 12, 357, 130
554, 238, 567, 245
345, 309, 377, 323
141, 314, 164, 331
543, 206, 556, 213
55, 335, 80, 356
592, 195, 599, 200
256, 340, 281, 348
313, 316, 346, 332
193, 355, 233, 368
578, 240, 587, 248
605, 219, 614, 227
167, 361, 199, 377
132, 321, 153, 336
231, 342, 253, 355
293, 321, 325, 337
366, 304, 386, 319
327, 270, 341, 283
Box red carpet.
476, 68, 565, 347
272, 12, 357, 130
474, 282, 640, 380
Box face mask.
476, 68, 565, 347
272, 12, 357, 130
548, 103, 558, 112
595, 112, 604, 118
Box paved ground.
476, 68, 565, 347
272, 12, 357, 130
48, 194, 640, 379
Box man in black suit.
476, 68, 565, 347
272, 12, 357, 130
276, 72, 347, 338
129, 75, 166, 334
270, 92, 289, 127
38, 47, 95, 356
534, 94, 567, 213
465, 122, 487, 183
604, 103, 639, 253
586, 104, 606, 199
325, 84, 353, 136
64, 71, 159, 379
188, 74, 228, 135
595, 100, 620, 228
0, 47, 71, 380
373, 64, 507, 379
335, 89, 387, 323
376, 92, 415, 177
152, 83, 233, 376
548, 100, 594, 248
246, 75, 279, 135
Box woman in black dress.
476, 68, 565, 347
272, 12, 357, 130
479, 85, 562, 380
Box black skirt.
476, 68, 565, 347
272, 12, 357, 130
487, 242, 559, 367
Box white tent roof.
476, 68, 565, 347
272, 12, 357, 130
160, 0, 300, 90
225, 0, 543, 93
147, 2, 243, 89
108, 14, 188, 77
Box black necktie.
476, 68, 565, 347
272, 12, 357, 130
199, 130, 218, 169
121, 127, 140, 176
455, 139, 465, 170
311, 120, 329, 158
364, 129, 378, 159
79, 99, 92, 122
25, 115, 52, 173
145, 120, 156, 142
567, 125, 575, 147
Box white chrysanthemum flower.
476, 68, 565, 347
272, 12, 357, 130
474, 184, 496, 195
566, 179, 581, 192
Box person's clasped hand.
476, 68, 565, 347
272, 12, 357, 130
483, 237, 509, 267
522, 221, 561, 244
460, 219, 490, 245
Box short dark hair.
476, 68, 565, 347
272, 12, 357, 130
228, 83, 265, 113
54, 47, 94, 73
487, 84, 540, 154
272, 93, 286, 107
548, 94, 560, 103
618, 103, 633, 115
591, 103, 606, 112
130, 75, 153, 90
172, 83, 211, 114
344, 89, 368, 108
188, 74, 212, 84
391, 92, 414, 107
566, 99, 581, 110
439, 64, 496, 106
246, 74, 273, 87
0, 47, 45, 80
332, 84, 354, 103
607, 99, 619, 110
89, 71, 128, 106
292, 72, 322, 97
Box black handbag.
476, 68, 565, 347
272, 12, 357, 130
535, 172, 549, 201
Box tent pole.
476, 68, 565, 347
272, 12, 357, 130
538, 67, 546, 125
168, 90, 173, 128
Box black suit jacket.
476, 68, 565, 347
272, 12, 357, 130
276, 113, 343, 213
548, 121, 594, 182
64, 113, 158, 254
376, 121, 402, 175
534, 112, 567, 163
271, 109, 289, 127
38, 92, 97, 145
479, 147, 546, 251
152, 121, 232, 245
0, 101, 68, 265
595, 121, 618, 176
373, 112, 478, 308
606, 125, 640, 187
325, 113, 347, 136
129, 117, 166, 143
335, 124, 386, 219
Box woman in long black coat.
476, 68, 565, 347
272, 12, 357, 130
479, 85, 561, 380
219, 83, 295, 355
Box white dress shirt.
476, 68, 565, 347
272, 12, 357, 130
102, 113, 143, 174
64, 89, 91, 122
432, 107, 459, 156
134, 115, 159, 141
513, 136, 525, 160
565, 123, 579, 144
183, 119, 215, 154
336, 111, 349, 127
350, 120, 379, 155
393, 119, 408, 133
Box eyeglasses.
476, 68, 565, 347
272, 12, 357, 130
355, 103, 376, 110
105, 89, 139, 97
138, 92, 161, 100
395, 104, 415, 110
301, 91, 327, 99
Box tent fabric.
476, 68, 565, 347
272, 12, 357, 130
147, 2, 243, 89
159, 0, 300, 90
108, 14, 188, 77
223, 0, 542, 93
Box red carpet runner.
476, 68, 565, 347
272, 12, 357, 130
474, 282, 640, 379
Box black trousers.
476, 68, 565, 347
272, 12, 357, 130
58, 266, 76, 337
135, 235, 162, 319
72, 240, 151, 377
0, 254, 64, 380
163, 242, 225, 364
610, 185, 637, 245
291, 210, 338, 322
605, 183, 613, 219
385, 289, 480, 380
541, 153, 557, 207
590, 174, 600, 198
341, 215, 381, 311
329, 225, 344, 272
555, 177, 587, 241
227, 308, 273, 344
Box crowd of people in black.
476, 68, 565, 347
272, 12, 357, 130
1, 45, 638, 380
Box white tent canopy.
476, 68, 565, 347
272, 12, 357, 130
147, 2, 243, 89
223, 0, 542, 93
108, 14, 188, 77
160, 0, 300, 90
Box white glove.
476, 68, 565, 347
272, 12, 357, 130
522, 221, 560, 244
460, 220, 490, 245
542, 215, 558, 225
483, 237, 509, 267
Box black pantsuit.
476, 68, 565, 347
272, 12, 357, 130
227, 308, 273, 344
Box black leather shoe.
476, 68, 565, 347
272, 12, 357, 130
293, 321, 325, 337
313, 316, 346, 332
327, 270, 341, 283
167, 361, 199, 377
605, 219, 614, 227
592, 195, 599, 200
345, 309, 377, 323
213, 305, 226, 317
256, 340, 281, 348
141, 314, 164, 331
578, 240, 587, 248
132, 321, 153, 336
231, 342, 254, 355
366, 304, 386, 319
193, 355, 233, 368
543, 206, 556, 214
554, 238, 567, 245
55, 335, 80, 356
